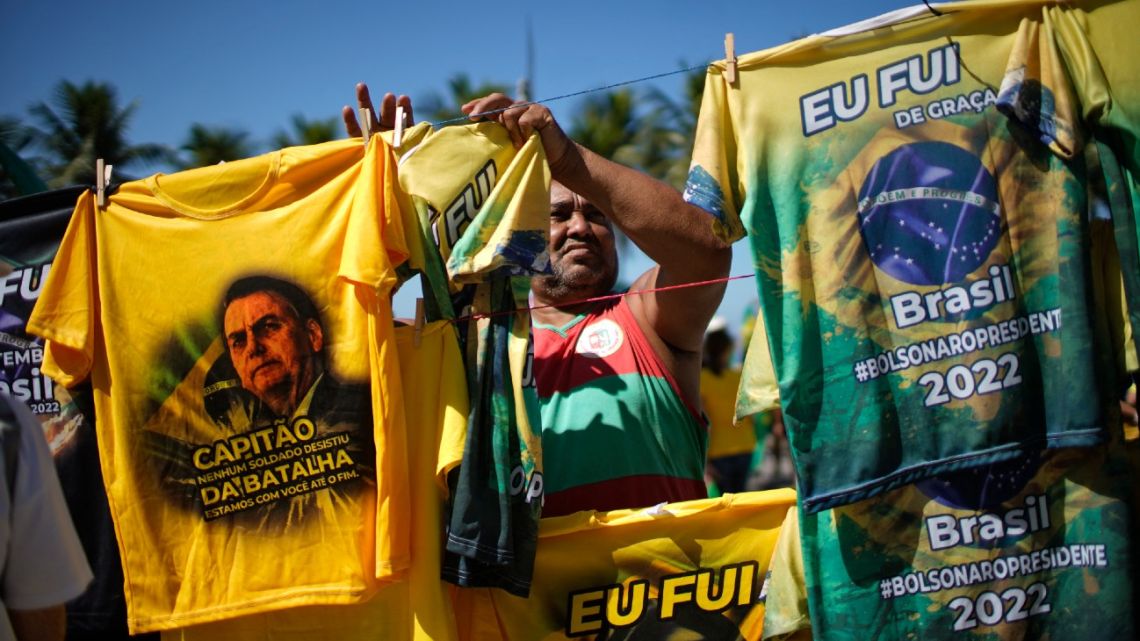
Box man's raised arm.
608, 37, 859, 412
462, 93, 731, 354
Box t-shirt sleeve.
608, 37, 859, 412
435, 325, 469, 494
684, 65, 747, 244
1061, 1, 1140, 379
737, 308, 781, 423
995, 11, 1083, 158
344, 136, 410, 296
26, 191, 97, 388
2, 395, 93, 609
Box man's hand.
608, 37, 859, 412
461, 93, 574, 172
342, 83, 414, 138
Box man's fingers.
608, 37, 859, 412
342, 105, 363, 138
396, 94, 414, 126
463, 93, 514, 119
377, 92, 397, 130
356, 83, 376, 113
354, 83, 384, 133
497, 104, 527, 148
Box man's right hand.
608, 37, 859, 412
341, 83, 414, 138
461, 93, 575, 174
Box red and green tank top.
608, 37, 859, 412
534, 296, 707, 517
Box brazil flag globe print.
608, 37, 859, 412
856, 141, 1001, 287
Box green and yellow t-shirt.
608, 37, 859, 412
394, 122, 551, 596
685, 0, 1140, 513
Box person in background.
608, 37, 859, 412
700, 318, 756, 495
0, 392, 92, 641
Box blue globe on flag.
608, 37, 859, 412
856, 141, 1002, 286
916, 451, 1042, 511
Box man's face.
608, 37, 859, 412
534, 182, 618, 302
223, 290, 323, 413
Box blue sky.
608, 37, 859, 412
2, 0, 916, 342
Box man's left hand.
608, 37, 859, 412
341, 83, 414, 138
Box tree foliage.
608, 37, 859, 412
272, 114, 340, 149
24, 80, 175, 186
179, 124, 255, 169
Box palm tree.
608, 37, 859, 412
272, 114, 340, 149
179, 124, 255, 169
641, 65, 706, 189
567, 65, 706, 189
24, 80, 174, 187
568, 88, 640, 165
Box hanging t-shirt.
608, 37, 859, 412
685, 0, 1140, 513
451, 489, 797, 641
394, 123, 550, 596
161, 320, 468, 641
763, 443, 1137, 640
747, 140, 1138, 641
27, 137, 410, 632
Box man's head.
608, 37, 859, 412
532, 181, 619, 304
702, 323, 734, 374
221, 276, 325, 417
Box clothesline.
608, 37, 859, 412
431, 62, 713, 127
452, 273, 756, 323
429, 1, 949, 128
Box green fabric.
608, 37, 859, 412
539, 372, 704, 494
797, 445, 1135, 640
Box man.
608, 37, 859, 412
206, 276, 373, 523
346, 86, 730, 516
221, 276, 327, 421
1, 392, 93, 641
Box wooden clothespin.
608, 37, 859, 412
724, 33, 737, 85
95, 158, 113, 208
360, 107, 373, 144
393, 105, 406, 148
413, 297, 425, 347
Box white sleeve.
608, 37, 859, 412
1, 395, 93, 610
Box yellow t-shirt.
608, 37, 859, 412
451, 489, 797, 640
161, 320, 469, 641
28, 137, 409, 632
701, 367, 756, 459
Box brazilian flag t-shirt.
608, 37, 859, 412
684, 0, 1140, 513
